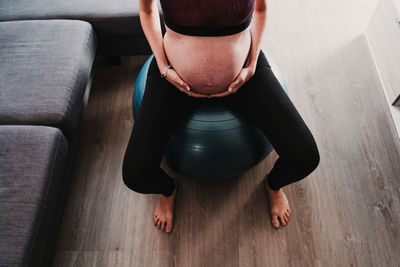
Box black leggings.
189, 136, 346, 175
122, 50, 320, 197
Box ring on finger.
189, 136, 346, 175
235, 79, 240, 85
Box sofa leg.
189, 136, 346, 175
106, 56, 122, 65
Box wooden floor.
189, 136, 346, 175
51, 0, 400, 266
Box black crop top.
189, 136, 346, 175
160, 0, 256, 36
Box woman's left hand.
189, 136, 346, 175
207, 61, 257, 98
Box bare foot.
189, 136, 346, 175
153, 178, 177, 234
263, 173, 292, 229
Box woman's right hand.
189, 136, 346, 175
164, 68, 209, 98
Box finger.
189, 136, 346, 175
241, 68, 249, 78
168, 79, 191, 95
173, 76, 191, 92
180, 81, 191, 92
184, 86, 209, 97
165, 75, 208, 97
237, 68, 250, 84
174, 80, 190, 92
173, 79, 208, 97
165, 70, 190, 91
208, 91, 229, 98
227, 82, 241, 93
208, 68, 250, 98
190, 92, 209, 98
225, 81, 243, 96
235, 71, 247, 86
227, 72, 244, 91
193, 93, 209, 98
186, 90, 209, 98
173, 85, 207, 98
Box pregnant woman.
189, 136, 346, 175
122, 0, 320, 233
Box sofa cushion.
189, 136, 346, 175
0, 0, 165, 55
0, 19, 97, 138
0, 0, 164, 37
0, 125, 68, 267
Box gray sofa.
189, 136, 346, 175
0, 0, 166, 56
0, 19, 97, 266
0, 1, 162, 265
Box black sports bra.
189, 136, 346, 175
160, 0, 255, 36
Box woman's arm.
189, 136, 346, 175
208, 0, 267, 98
245, 0, 267, 68
139, 0, 209, 98
139, 0, 169, 74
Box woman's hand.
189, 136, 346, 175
164, 68, 209, 98
207, 64, 257, 98
208, 49, 259, 98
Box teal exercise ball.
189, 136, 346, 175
133, 54, 288, 180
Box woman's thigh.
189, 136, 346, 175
123, 57, 197, 175
222, 50, 319, 165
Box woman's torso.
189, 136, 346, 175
162, 19, 252, 95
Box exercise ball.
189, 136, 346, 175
133, 53, 288, 180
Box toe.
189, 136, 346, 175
161, 221, 166, 232
166, 223, 173, 233
285, 212, 290, 222
272, 216, 280, 228
165, 217, 173, 233
283, 213, 289, 223
279, 215, 286, 226
157, 220, 162, 229
154, 218, 159, 226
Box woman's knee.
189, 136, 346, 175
305, 144, 320, 173
121, 159, 151, 193
289, 139, 320, 176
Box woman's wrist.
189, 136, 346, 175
158, 62, 170, 74
245, 48, 260, 68
153, 48, 171, 75
160, 64, 172, 78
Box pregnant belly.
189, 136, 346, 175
163, 25, 252, 94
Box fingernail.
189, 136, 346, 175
186, 86, 190, 91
